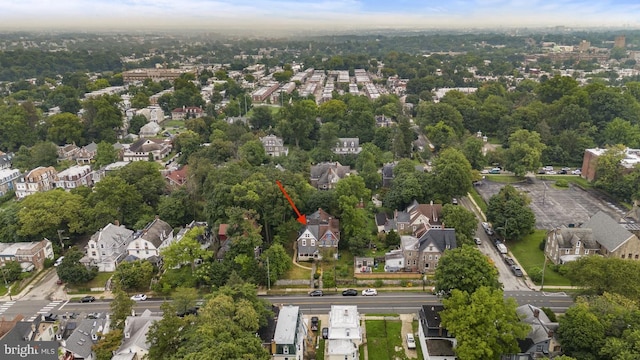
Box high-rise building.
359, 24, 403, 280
615, 35, 626, 48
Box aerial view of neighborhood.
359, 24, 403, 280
1, 1, 640, 360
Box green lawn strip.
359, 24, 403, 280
469, 188, 488, 214
508, 230, 571, 286
537, 175, 592, 188
66, 272, 113, 293
484, 175, 524, 183
366, 319, 411, 360
317, 338, 325, 359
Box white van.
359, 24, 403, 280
406, 333, 416, 349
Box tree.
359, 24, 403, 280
563, 256, 640, 299
146, 302, 191, 360
441, 204, 478, 245
88, 176, 145, 228
110, 285, 135, 330
92, 329, 123, 360
335, 175, 371, 207
462, 136, 486, 170
56, 247, 97, 284
47, 113, 83, 145
432, 148, 473, 201
339, 195, 372, 255
161, 227, 210, 273
82, 94, 123, 143
486, 185, 536, 241
602, 118, 640, 148
172, 286, 199, 315
128, 114, 148, 135
114, 161, 166, 208
1, 261, 22, 283
113, 260, 155, 292
94, 141, 118, 168
416, 102, 465, 137
505, 129, 546, 176
425, 121, 457, 152
248, 106, 274, 130
557, 301, 606, 360
440, 286, 530, 360
261, 243, 291, 285
277, 99, 318, 148
238, 139, 267, 166
158, 188, 195, 228
434, 245, 501, 295
17, 189, 88, 240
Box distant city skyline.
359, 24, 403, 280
1, 0, 639, 32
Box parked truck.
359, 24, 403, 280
496, 243, 508, 254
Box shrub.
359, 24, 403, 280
555, 179, 569, 188
374, 279, 384, 288
539, 238, 546, 251
541, 307, 557, 322
528, 266, 543, 283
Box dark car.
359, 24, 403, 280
309, 290, 323, 297
311, 316, 319, 331
177, 307, 199, 317
511, 265, 524, 277
80, 296, 95, 303
43, 313, 58, 322
342, 289, 358, 296
322, 327, 329, 339
504, 257, 516, 266
559, 170, 567, 174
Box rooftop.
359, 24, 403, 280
273, 305, 299, 344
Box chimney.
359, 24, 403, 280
114, 219, 120, 226
533, 309, 540, 318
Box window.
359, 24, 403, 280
435, 255, 439, 260
302, 240, 306, 246
311, 240, 315, 246
428, 255, 433, 260
584, 250, 589, 255
630, 254, 633, 259
636, 254, 639, 260
91, 251, 96, 256
429, 246, 433, 251
283, 346, 289, 355
622, 254, 626, 259
100, 244, 104, 249
425, 263, 429, 268
413, 260, 416, 265
90, 244, 95, 249
565, 249, 570, 254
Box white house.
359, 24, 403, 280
82, 222, 134, 272
327, 305, 361, 360
126, 217, 174, 260
54, 165, 93, 190
115, 309, 163, 359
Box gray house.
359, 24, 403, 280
310, 162, 352, 190
61, 317, 110, 360
401, 228, 457, 273
82, 222, 134, 272
297, 208, 340, 261
501, 304, 560, 360
115, 309, 163, 359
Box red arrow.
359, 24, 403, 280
276, 180, 306, 225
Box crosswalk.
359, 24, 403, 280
26, 300, 64, 322
0, 301, 16, 316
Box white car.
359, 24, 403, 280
545, 171, 557, 175
54, 256, 64, 267
362, 288, 378, 296
474, 237, 482, 245
130, 294, 147, 301
572, 169, 582, 175
406, 333, 416, 349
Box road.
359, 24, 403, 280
460, 196, 529, 291
0, 291, 574, 321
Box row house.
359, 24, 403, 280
0, 168, 20, 196
0, 239, 54, 271
57, 143, 98, 165
54, 165, 93, 191
327, 305, 361, 360
15, 166, 57, 198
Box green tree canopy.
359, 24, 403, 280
441, 204, 478, 245
505, 129, 546, 176
17, 189, 88, 240
435, 245, 501, 295
486, 185, 536, 241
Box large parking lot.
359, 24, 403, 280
475, 176, 628, 230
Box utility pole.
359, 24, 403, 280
266, 257, 271, 291
540, 254, 547, 291
1, 268, 12, 301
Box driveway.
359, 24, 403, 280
474, 176, 627, 230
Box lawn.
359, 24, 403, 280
469, 188, 488, 214
508, 230, 572, 286
537, 175, 592, 188
283, 265, 311, 280
67, 272, 113, 293
484, 175, 524, 183
365, 320, 412, 360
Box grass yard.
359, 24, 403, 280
484, 175, 524, 183
508, 230, 572, 286
67, 272, 113, 293
284, 265, 311, 280
469, 188, 488, 214
537, 175, 592, 188
366, 320, 412, 360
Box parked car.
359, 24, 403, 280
56, 279, 64, 285
572, 169, 582, 175
362, 288, 378, 296
504, 257, 516, 266
559, 170, 567, 174
543, 166, 554, 171
130, 294, 147, 301
406, 333, 416, 349
44, 313, 58, 322
474, 237, 482, 245
309, 290, 323, 297
342, 289, 358, 296
511, 265, 524, 277
311, 316, 319, 331
452, 198, 458, 205
176, 307, 199, 317
489, 168, 501, 174
322, 327, 329, 339
54, 256, 64, 267
546, 170, 557, 175
80, 296, 95, 303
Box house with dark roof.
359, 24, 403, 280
0, 152, 14, 169
377, 200, 444, 236
81, 222, 134, 272
61, 317, 109, 360
122, 138, 172, 162
75, 142, 98, 165
545, 211, 640, 264
501, 304, 560, 360
417, 305, 457, 360
260, 135, 288, 157
114, 309, 162, 359
399, 228, 457, 273
310, 162, 353, 190
297, 208, 340, 261
0, 315, 56, 342
126, 217, 174, 261
381, 162, 395, 188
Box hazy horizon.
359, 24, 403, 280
1, 0, 639, 33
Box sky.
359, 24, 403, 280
1, 0, 639, 32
